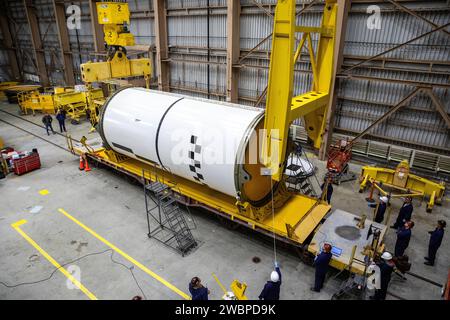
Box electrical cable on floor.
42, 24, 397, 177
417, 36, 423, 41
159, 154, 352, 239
108, 250, 148, 300
0, 249, 111, 288
0, 248, 148, 300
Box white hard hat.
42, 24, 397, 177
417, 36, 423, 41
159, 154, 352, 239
380, 196, 388, 203
270, 270, 280, 282
381, 252, 392, 260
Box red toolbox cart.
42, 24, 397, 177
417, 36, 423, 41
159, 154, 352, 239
13, 152, 41, 175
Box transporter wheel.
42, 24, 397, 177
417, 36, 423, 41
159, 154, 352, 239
295, 245, 315, 265
217, 216, 240, 230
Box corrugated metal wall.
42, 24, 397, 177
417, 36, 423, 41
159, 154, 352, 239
0, 0, 449, 155
337, 1, 450, 153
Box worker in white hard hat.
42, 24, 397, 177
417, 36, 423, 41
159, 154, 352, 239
258, 261, 282, 300
370, 251, 395, 300
374, 196, 388, 223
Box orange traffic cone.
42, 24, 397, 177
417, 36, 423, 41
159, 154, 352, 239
84, 157, 91, 172
79, 155, 85, 171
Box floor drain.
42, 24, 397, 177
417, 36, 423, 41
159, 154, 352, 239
252, 256, 261, 263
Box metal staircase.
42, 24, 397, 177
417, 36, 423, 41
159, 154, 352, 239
285, 143, 319, 197
143, 170, 197, 256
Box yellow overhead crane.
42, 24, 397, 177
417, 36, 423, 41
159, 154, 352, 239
69, 0, 386, 275
80, 1, 151, 85
79, 1, 152, 127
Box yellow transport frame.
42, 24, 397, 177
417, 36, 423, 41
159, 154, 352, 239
359, 164, 445, 212
68, 138, 330, 251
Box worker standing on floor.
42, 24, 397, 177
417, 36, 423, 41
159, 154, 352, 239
259, 261, 282, 300
56, 109, 67, 133
424, 220, 446, 266
374, 196, 388, 223
311, 243, 332, 293
391, 196, 413, 229
189, 277, 210, 300
320, 176, 334, 204
42, 113, 55, 136
394, 221, 414, 257
370, 252, 395, 300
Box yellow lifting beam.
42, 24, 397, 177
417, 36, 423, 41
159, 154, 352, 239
262, 0, 337, 181
80, 1, 151, 86
359, 160, 446, 213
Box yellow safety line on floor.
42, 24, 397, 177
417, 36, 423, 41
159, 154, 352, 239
11, 219, 97, 300
58, 208, 191, 300
39, 189, 49, 195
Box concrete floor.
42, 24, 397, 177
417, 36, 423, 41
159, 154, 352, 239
0, 100, 448, 300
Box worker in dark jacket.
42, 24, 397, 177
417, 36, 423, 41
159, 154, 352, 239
311, 243, 333, 292
188, 277, 209, 300
424, 220, 446, 266
259, 261, 282, 300
56, 109, 66, 133
370, 252, 395, 300
391, 197, 413, 229
394, 221, 414, 257
374, 196, 388, 223
320, 177, 334, 204
42, 113, 55, 135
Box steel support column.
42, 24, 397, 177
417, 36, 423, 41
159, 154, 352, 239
153, 0, 170, 91
23, 0, 49, 86
52, 0, 75, 86
0, 13, 21, 81
319, 0, 350, 160
89, 0, 105, 54
226, 0, 240, 103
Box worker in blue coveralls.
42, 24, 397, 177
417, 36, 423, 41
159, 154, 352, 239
320, 176, 334, 204
424, 220, 446, 266
189, 277, 209, 300
374, 196, 388, 223
259, 261, 282, 300
370, 252, 395, 300
394, 221, 414, 257
391, 196, 413, 229
311, 243, 333, 292
56, 109, 67, 133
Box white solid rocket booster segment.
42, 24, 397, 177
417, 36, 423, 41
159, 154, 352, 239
98, 88, 274, 205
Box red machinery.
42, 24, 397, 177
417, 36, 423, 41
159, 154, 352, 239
326, 139, 356, 185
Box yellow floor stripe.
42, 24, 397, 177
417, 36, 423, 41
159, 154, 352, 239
11, 219, 97, 300
58, 208, 190, 300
